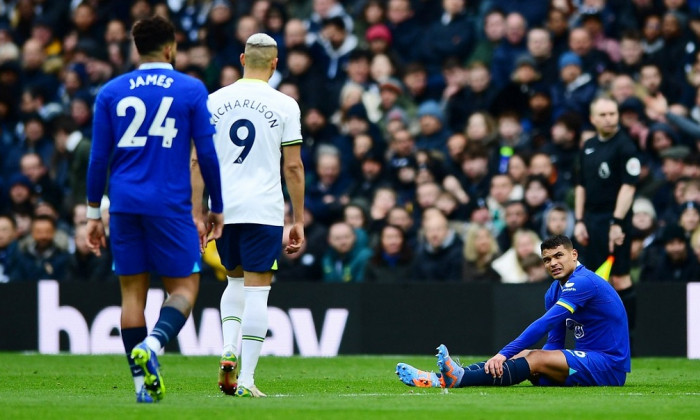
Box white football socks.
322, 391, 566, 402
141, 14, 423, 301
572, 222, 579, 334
238, 285, 270, 388
220, 276, 244, 356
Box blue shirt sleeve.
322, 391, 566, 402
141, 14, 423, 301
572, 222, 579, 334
86, 90, 114, 204
498, 304, 571, 359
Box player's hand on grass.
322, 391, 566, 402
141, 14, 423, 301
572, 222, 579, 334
484, 354, 507, 378
285, 222, 305, 255
86, 219, 106, 257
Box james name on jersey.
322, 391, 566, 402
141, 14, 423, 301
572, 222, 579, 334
129, 73, 175, 89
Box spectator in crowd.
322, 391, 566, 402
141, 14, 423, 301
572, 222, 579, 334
491, 12, 528, 88
486, 173, 519, 233
364, 224, 414, 283
9, 214, 68, 282
4, 113, 54, 179
418, 0, 475, 76
306, 145, 351, 225
445, 61, 499, 133
551, 51, 597, 119
386, 205, 417, 248
491, 228, 542, 283
276, 223, 323, 282
384, 0, 422, 64
462, 223, 501, 282
317, 16, 358, 82
467, 8, 506, 67
496, 199, 530, 252
368, 186, 397, 234
413, 208, 463, 282
541, 203, 575, 239
414, 100, 451, 155
19, 152, 63, 215
6, 174, 35, 228
567, 27, 611, 78
523, 175, 553, 236
0, 213, 19, 283
520, 251, 549, 283
655, 145, 690, 220
640, 223, 700, 282
343, 202, 370, 248
51, 115, 91, 208
679, 201, 700, 238
65, 222, 114, 282
616, 30, 645, 79
527, 27, 558, 83
322, 221, 372, 282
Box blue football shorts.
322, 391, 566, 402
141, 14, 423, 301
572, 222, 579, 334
536, 349, 627, 386
216, 223, 283, 272
109, 212, 200, 278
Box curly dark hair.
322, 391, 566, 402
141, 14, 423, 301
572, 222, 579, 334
131, 15, 175, 56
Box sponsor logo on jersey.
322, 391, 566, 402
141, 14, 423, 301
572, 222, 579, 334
598, 161, 610, 179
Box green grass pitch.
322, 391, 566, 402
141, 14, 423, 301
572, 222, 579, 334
1, 353, 699, 419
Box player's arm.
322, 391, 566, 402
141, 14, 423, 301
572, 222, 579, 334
282, 143, 305, 254
191, 83, 224, 243
190, 146, 208, 251
542, 325, 566, 350
85, 92, 113, 256
192, 134, 224, 242
497, 304, 571, 359
485, 304, 571, 378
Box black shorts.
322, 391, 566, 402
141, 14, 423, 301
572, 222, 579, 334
581, 212, 631, 276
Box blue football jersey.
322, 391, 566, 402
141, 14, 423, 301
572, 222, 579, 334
499, 264, 631, 373
87, 63, 216, 216
544, 264, 631, 372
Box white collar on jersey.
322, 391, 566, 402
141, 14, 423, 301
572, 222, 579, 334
138, 63, 173, 70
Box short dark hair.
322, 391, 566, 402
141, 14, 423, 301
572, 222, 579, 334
32, 214, 57, 229
131, 15, 175, 56
322, 16, 346, 31
541, 234, 573, 252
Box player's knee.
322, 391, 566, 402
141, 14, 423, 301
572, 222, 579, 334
163, 293, 194, 315
523, 350, 550, 373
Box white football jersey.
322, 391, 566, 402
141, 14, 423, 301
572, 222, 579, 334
208, 79, 302, 225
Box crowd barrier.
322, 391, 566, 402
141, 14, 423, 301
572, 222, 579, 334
0, 281, 696, 358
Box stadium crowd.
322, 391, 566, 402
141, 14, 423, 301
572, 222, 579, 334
0, 0, 699, 284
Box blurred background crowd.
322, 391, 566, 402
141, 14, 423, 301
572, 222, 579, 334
0, 0, 699, 284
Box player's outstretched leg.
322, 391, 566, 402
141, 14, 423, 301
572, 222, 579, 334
396, 363, 444, 388
131, 342, 165, 401
218, 351, 240, 395
436, 344, 465, 388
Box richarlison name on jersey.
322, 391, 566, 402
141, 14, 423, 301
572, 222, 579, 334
129, 74, 175, 89
210, 99, 279, 128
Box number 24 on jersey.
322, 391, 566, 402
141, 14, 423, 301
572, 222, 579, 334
115, 96, 178, 148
